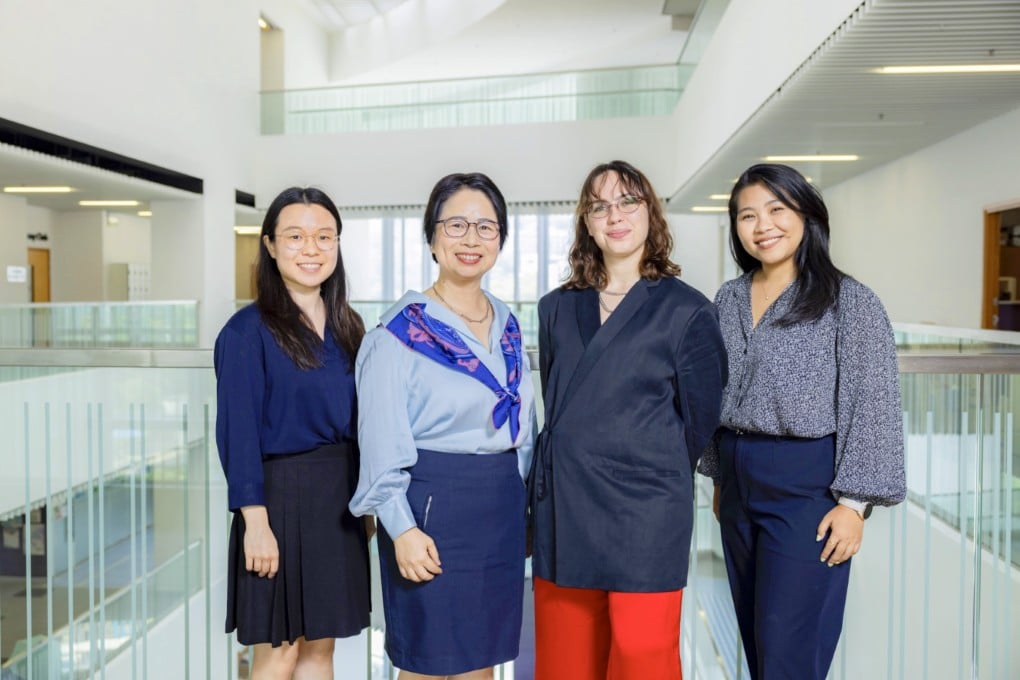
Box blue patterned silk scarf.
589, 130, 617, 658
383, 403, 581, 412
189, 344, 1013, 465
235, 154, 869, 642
385, 303, 523, 442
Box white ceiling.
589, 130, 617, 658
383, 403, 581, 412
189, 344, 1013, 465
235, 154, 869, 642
8, 0, 1018, 224
668, 0, 1020, 209
0, 144, 198, 214
334, 0, 690, 85
304, 0, 412, 29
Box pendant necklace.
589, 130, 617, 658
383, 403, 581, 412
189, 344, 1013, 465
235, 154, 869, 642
433, 283, 492, 324
758, 276, 795, 302
598, 284, 632, 315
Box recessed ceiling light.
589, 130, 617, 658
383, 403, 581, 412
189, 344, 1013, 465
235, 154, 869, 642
137, 210, 152, 217
692, 206, 728, 213
234, 225, 261, 235
763, 155, 858, 162
709, 194, 729, 200
79, 200, 140, 207
877, 64, 1020, 75
4, 186, 75, 193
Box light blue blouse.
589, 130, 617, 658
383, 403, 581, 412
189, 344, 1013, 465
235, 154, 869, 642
349, 290, 536, 538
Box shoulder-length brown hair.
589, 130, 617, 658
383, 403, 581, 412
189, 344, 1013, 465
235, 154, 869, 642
563, 160, 680, 290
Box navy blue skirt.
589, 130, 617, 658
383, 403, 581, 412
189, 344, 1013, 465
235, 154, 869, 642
377, 449, 526, 675
226, 443, 370, 647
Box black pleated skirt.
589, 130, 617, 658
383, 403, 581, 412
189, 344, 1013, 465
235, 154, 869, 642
226, 443, 370, 647
377, 448, 526, 675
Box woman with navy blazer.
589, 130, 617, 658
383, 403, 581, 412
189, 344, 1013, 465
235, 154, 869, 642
531, 160, 727, 680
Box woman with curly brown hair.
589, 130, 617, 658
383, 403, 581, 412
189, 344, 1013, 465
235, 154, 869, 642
530, 160, 727, 680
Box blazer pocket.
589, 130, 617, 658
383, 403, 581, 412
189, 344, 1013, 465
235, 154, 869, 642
611, 467, 685, 479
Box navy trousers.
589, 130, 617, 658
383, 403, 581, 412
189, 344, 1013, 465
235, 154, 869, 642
717, 429, 850, 680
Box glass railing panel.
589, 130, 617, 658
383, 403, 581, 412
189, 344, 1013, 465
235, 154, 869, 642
0, 352, 220, 678
0, 301, 199, 349
5, 345, 1015, 678
261, 64, 692, 135
894, 322, 1020, 354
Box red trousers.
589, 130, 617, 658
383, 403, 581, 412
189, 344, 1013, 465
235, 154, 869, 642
533, 576, 683, 680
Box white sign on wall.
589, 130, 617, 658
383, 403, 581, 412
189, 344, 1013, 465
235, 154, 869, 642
6, 265, 28, 283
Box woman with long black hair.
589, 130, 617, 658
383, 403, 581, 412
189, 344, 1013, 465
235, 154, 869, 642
215, 187, 369, 679
699, 163, 906, 679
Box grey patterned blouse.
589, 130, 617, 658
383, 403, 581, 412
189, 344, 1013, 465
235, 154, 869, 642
698, 272, 906, 506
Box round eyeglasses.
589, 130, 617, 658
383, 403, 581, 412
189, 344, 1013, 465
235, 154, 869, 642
586, 195, 643, 220
275, 231, 339, 252
436, 218, 501, 241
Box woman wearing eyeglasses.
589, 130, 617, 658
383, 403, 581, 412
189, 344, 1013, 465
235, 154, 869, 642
215, 187, 369, 679
530, 160, 727, 680
351, 172, 535, 680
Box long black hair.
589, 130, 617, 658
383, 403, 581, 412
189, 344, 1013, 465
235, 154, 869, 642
423, 172, 508, 262
728, 163, 844, 325
256, 186, 365, 369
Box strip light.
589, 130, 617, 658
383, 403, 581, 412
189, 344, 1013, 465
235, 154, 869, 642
4, 186, 75, 193
763, 155, 858, 162
877, 64, 1020, 75
79, 200, 140, 207
692, 206, 728, 213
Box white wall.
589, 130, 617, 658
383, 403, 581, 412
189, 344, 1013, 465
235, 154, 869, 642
329, 0, 505, 83
260, 0, 331, 89
668, 0, 861, 195
0, 0, 259, 339
669, 212, 726, 300
256, 115, 678, 207
103, 213, 151, 261
825, 105, 1020, 328
50, 211, 105, 302
26, 205, 54, 251
0, 193, 30, 303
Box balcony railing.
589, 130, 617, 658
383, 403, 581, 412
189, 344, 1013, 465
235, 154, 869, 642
1, 340, 1017, 678
260, 64, 692, 135
0, 301, 199, 350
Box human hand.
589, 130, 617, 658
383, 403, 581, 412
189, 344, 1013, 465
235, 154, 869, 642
240, 505, 279, 578
816, 504, 863, 567
364, 516, 377, 542
712, 485, 721, 522
393, 527, 443, 582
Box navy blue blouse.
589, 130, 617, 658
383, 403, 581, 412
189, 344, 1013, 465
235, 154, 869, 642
214, 304, 357, 511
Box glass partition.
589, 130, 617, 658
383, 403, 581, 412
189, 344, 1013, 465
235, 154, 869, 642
0, 350, 217, 679
3, 347, 1016, 679
894, 322, 1020, 354
0, 301, 199, 349
261, 63, 692, 135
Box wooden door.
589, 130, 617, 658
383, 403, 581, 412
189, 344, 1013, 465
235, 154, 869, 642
27, 248, 50, 302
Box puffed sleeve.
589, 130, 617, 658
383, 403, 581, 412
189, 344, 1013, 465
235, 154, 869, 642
675, 301, 728, 473
832, 282, 906, 506
348, 329, 420, 537
214, 325, 267, 511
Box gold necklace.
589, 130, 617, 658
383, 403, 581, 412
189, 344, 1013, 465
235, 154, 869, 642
432, 283, 492, 324
757, 275, 795, 301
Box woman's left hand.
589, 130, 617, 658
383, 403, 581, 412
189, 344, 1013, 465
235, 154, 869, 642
816, 505, 864, 567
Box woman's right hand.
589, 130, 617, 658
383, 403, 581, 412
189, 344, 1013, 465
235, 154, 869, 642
393, 527, 443, 582
240, 505, 279, 578
712, 485, 721, 522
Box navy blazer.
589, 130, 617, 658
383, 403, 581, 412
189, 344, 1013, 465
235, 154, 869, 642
530, 277, 726, 591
